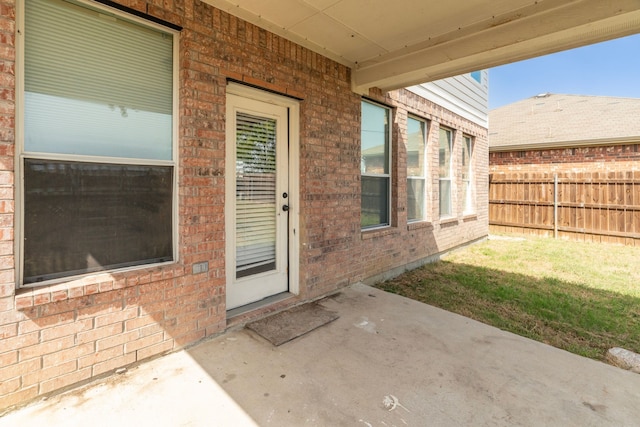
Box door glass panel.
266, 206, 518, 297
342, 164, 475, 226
235, 112, 277, 278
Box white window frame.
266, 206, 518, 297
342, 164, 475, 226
15, 0, 180, 287
406, 116, 427, 223
360, 100, 392, 230
438, 126, 454, 218
462, 135, 474, 214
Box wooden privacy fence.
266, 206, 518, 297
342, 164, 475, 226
489, 171, 640, 245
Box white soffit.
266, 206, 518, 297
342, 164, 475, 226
203, 0, 640, 93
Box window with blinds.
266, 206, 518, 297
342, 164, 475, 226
21, 0, 176, 285
407, 117, 427, 222
235, 113, 278, 278
361, 101, 391, 229
439, 127, 453, 217
462, 135, 474, 213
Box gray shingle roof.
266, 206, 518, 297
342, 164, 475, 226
488, 93, 640, 151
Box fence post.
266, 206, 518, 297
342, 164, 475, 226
553, 173, 558, 239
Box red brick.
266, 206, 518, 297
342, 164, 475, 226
2, 331, 39, 353
96, 330, 139, 351
173, 329, 205, 347
98, 280, 114, 293
0, 358, 40, 381
77, 323, 123, 345
124, 289, 164, 309
40, 298, 90, 317
76, 302, 120, 320
22, 360, 77, 386
39, 367, 92, 395
0, 376, 20, 395
0, 281, 13, 297
94, 306, 138, 328
20, 335, 75, 361
0, 350, 17, 367
84, 283, 100, 295
67, 285, 85, 299
40, 318, 93, 341
124, 314, 157, 331
51, 290, 68, 302
138, 323, 164, 338
92, 352, 136, 376
136, 340, 173, 361
0, 385, 38, 411
14, 294, 33, 309
78, 345, 124, 369
93, 288, 125, 305
42, 343, 94, 368
0, 295, 12, 311
19, 311, 74, 334
124, 332, 163, 354
0, 321, 16, 338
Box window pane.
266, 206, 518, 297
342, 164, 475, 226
407, 117, 425, 177
439, 179, 451, 217
439, 128, 451, 178
463, 136, 473, 212
24, 0, 173, 160
361, 102, 389, 175
407, 178, 425, 222
462, 181, 472, 213
361, 176, 389, 228
462, 137, 472, 181
24, 159, 173, 283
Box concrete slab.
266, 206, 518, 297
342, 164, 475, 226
2, 283, 640, 426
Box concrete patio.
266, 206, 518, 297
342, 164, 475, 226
2, 283, 639, 426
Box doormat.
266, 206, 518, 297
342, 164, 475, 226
246, 302, 339, 346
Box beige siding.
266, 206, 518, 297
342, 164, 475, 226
407, 71, 488, 127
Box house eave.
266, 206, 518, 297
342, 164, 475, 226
489, 136, 640, 153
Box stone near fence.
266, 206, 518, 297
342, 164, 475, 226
606, 347, 640, 374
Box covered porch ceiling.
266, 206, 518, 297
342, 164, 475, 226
204, 0, 640, 94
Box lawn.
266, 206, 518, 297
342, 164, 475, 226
375, 235, 640, 361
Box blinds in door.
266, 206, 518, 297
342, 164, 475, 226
235, 113, 278, 278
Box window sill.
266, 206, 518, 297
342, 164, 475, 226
439, 217, 459, 227
407, 221, 434, 231
463, 214, 478, 222
15, 263, 181, 310
361, 226, 399, 240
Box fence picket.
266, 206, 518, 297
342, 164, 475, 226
489, 171, 640, 245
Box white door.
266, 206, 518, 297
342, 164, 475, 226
225, 94, 290, 310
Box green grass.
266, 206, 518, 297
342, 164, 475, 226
375, 235, 640, 361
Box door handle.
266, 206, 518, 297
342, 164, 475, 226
282, 205, 289, 212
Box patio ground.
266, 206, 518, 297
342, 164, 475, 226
2, 283, 639, 426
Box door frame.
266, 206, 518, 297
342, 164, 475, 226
224, 82, 300, 309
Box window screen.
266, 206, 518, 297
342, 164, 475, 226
23, 160, 173, 283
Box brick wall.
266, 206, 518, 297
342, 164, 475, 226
489, 143, 640, 173
0, 0, 488, 411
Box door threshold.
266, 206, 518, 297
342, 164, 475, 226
226, 292, 294, 322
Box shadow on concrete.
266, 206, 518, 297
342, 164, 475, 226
5, 283, 640, 426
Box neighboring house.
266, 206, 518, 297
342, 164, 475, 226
488, 93, 640, 243
0, 0, 490, 409
489, 93, 640, 174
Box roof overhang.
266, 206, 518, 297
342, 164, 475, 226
204, 0, 640, 94
489, 136, 640, 152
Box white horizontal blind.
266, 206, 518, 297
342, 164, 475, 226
24, 0, 173, 160
235, 113, 277, 277
407, 117, 426, 222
